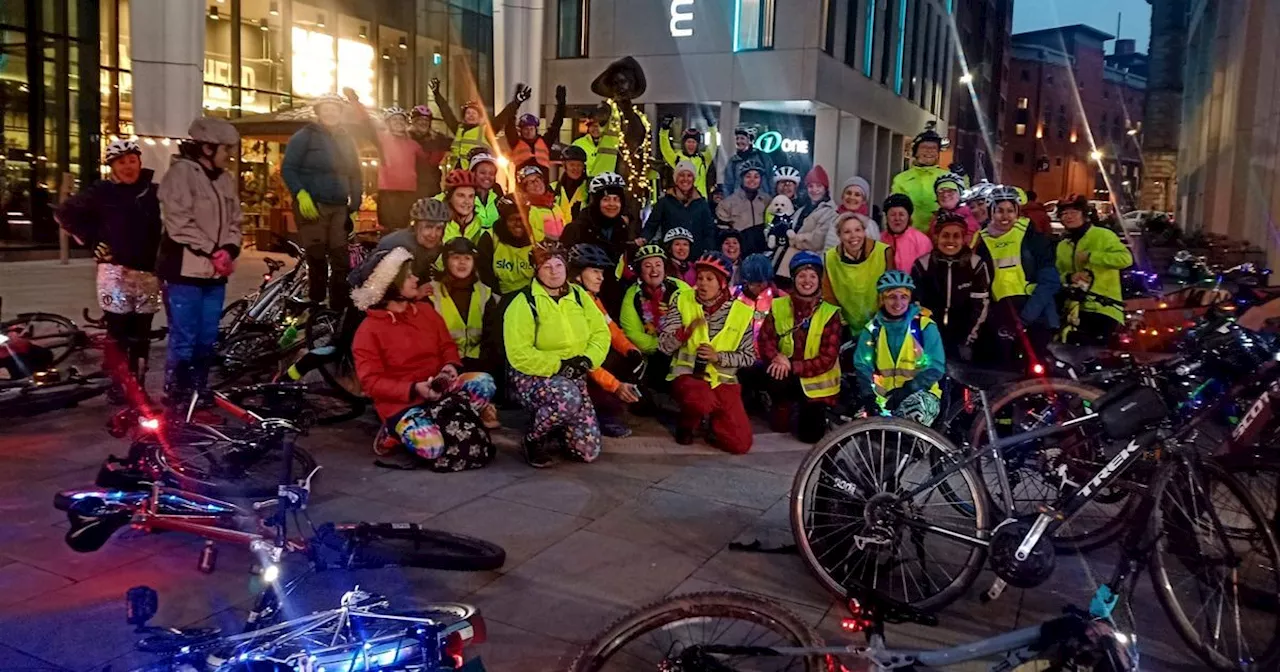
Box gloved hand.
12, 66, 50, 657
704, 110, 718, 127
660, 115, 675, 130
883, 388, 912, 411
429, 77, 441, 94
624, 350, 647, 380
346, 211, 357, 233
555, 85, 567, 106
93, 242, 113, 263
557, 356, 593, 380
514, 84, 532, 103
296, 190, 319, 220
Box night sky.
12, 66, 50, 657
1012, 0, 1152, 53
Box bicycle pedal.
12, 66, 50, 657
197, 541, 218, 574
984, 578, 1008, 602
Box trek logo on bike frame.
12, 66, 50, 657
1077, 436, 1144, 500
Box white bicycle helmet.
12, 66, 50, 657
382, 106, 408, 121
989, 185, 1022, 206
589, 172, 626, 195
774, 166, 802, 185
663, 227, 694, 244
104, 139, 141, 164
312, 93, 347, 109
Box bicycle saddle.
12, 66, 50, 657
946, 361, 1022, 391
285, 296, 323, 311
848, 588, 939, 627
264, 257, 287, 273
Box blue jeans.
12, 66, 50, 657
163, 282, 225, 389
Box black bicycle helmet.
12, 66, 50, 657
562, 145, 588, 163
568, 244, 614, 272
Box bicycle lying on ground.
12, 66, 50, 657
791, 365, 1280, 670
570, 587, 1136, 671
122, 584, 488, 672
55, 412, 505, 572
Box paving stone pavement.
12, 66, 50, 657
0, 256, 1205, 670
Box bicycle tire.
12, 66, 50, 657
305, 308, 365, 401
219, 298, 249, 336
569, 591, 826, 672
790, 417, 989, 612
1149, 457, 1280, 671
136, 429, 318, 500
0, 376, 110, 418
1217, 453, 1280, 537
319, 523, 506, 572
1, 312, 81, 366
219, 384, 366, 426
968, 377, 1137, 554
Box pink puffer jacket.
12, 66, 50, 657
880, 226, 933, 271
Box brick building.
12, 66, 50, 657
1000, 25, 1146, 206
1140, 0, 1188, 214
941, 0, 1014, 183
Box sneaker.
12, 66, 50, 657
675, 427, 695, 445
521, 436, 554, 468
600, 419, 632, 438
479, 403, 500, 430
373, 426, 400, 457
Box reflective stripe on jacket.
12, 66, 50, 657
430, 281, 493, 359
666, 288, 755, 388
772, 296, 841, 398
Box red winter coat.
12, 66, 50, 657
353, 302, 462, 420
1022, 201, 1053, 235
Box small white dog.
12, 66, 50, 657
766, 195, 796, 251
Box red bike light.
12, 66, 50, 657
263, 274, 272, 282
139, 417, 161, 431
1032, 363, 1045, 376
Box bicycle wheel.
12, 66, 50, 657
215, 330, 284, 386
569, 591, 826, 672
791, 418, 989, 611
970, 378, 1139, 553
136, 426, 318, 499
219, 298, 249, 336
219, 384, 365, 426
1149, 457, 1280, 671
1219, 454, 1280, 537
0, 375, 110, 418
313, 522, 506, 572
0, 312, 82, 366
306, 308, 364, 400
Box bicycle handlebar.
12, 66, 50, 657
1061, 286, 1125, 309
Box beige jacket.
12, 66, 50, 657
157, 156, 243, 281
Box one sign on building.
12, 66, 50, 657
755, 131, 810, 155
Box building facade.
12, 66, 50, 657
943, 0, 1013, 184
1001, 25, 1146, 206
537, 0, 958, 202
1, 0, 495, 251
1140, 0, 1187, 214
1177, 0, 1280, 267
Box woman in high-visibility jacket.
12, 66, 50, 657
441, 170, 489, 244
431, 78, 521, 172
657, 114, 718, 197
429, 237, 502, 429
554, 145, 591, 223
758, 252, 843, 443
657, 252, 757, 454
822, 211, 895, 332
1054, 195, 1132, 346
569, 243, 646, 439
852, 271, 946, 425
514, 162, 564, 242
503, 242, 611, 468
477, 196, 535, 296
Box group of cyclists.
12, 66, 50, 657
51, 81, 1135, 471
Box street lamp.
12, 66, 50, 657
1090, 150, 1103, 162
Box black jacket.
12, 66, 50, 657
56, 169, 162, 272
641, 191, 717, 257
910, 250, 992, 354
560, 202, 638, 315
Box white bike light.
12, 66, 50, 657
262, 563, 280, 584
0, 333, 9, 345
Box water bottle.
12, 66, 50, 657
693, 355, 709, 378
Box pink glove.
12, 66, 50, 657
211, 250, 234, 277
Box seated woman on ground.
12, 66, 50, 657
569, 243, 645, 438
852, 271, 946, 426
350, 247, 497, 471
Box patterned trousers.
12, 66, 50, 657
392, 372, 496, 471
508, 370, 602, 462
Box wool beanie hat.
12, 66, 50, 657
674, 159, 698, 177
842, 176, 871, 199
804, 165, 830, 190
883, 193, 914, 216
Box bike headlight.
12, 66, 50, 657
262, 563, 280, 584
0, 333, 8, 345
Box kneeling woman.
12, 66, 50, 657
350, 247, 497, 471
853, 271, 945, 425
504, 242, 612, 468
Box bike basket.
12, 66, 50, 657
1094, 382, 1168, 439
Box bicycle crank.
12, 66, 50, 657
988, 518, 1056, 589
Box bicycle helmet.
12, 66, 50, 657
461, 100, 483, 114
680, 127, 702, 144
311, 93, 347, 110
989, 184, 1022, 206
410, 104, 432, 120
738, 160, 765, 178
960, 183, 994, 207
104, 139, 141, 164
1058, 193, 1089, 213
445, 169, 477, 190
443, 236, 478, 258
774, 165, 802, 185
410, 197, 451, 223
662, 227, 694, 244
468, 151, 497, 170
932, 211, 970, 236
911, 122, 944, 155
740, 253, 773, 285
589, 172, 626, 196
382, 106, 408, 121
517, 113, 539, 128
877, 270, 915, 293
733, 125, 758, 142
788, 251, 824, 277
516, 163, 547, 186
569, 244, 613, 271
496, 196, 521, 221
883, 192, 915, 215
562, 145, 588, 163
933, 172, 965, 194
694, 251, 733, 281
634, 244, 667, 263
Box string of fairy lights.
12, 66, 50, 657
605, 97, 652, 203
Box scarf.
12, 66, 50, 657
559, 174, 587, 199
522, 191, 556, 209
1065, 222, 1092, 242
442, 273, 476, 318
837, 202, 870, 217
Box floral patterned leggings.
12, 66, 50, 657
508, 370, 602, 462
393, 372, 496, 471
